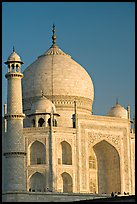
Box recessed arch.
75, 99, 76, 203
61, 172, 73, 193
48, 118, 57, 127
29, 172, 45, 192
61, 141, 72, 165
38, 118, 45, 127
93, 139, 121, 194
11, 64, 14, 70
30, 140, 46, 165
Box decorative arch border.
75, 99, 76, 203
28, 170, 45, 181
88, 132, 121, 155
59, 169, 73, 179
28, 139, 46, 149
61, 171, 73, 177
57, 139, 73, 151
60, 140, 72, 146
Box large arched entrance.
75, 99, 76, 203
93, 140, 121, 194
61, 172, 73, 193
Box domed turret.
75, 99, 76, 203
27, 92, 59, 128
5, 47, 23, 74
31, 94, 57, 114
107, 100, 128, 119
5, 47, 23, 64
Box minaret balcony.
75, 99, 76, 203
4, 113, 25, 119
5, 72, 23, 79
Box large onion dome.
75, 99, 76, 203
22, 25, 94, 115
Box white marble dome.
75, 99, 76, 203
22, 44, 94, 103
31, 96, 56, 114
107, 103, 128, 119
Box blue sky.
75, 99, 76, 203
2, 2, 135, 120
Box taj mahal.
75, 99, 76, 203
2, 25, 135, 202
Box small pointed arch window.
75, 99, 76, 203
38, 118, 45, 127
72, 114, 76, 128
48, 118, 57, 127
12, 64, 15, 71
16, 64, 19, 72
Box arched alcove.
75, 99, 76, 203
29, 172, 45, 192
61, 141, 72, 165
38, 118, 45, 127
11, 64, 14, 71
48, 118, 57, 127
16, 64, 19, 72
30, 141, 46, 165
93, 140, 121, 194
61, 172, 73, 193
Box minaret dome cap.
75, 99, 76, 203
5, 48, 23, 64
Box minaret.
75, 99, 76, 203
4, 47, 26, 191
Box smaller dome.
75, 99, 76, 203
107, 103, 128, 119
5, 50, 23, 64
31, 96, 57, 114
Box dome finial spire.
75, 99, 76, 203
13, 46, 15, 52
52, 24, 56, 45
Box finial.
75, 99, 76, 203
41, 90, 44, 97
52, 24, 55, 35
13, 46, 15, 52
52, 24, 56, 45
116, 97, 118, 105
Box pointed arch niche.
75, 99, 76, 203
92, 140, 121, 194
29, 172, 45, 192
30, 141, 46, 165
38, 118, 45, 127
61, 141, 72, 165
61, 172, 73, 193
